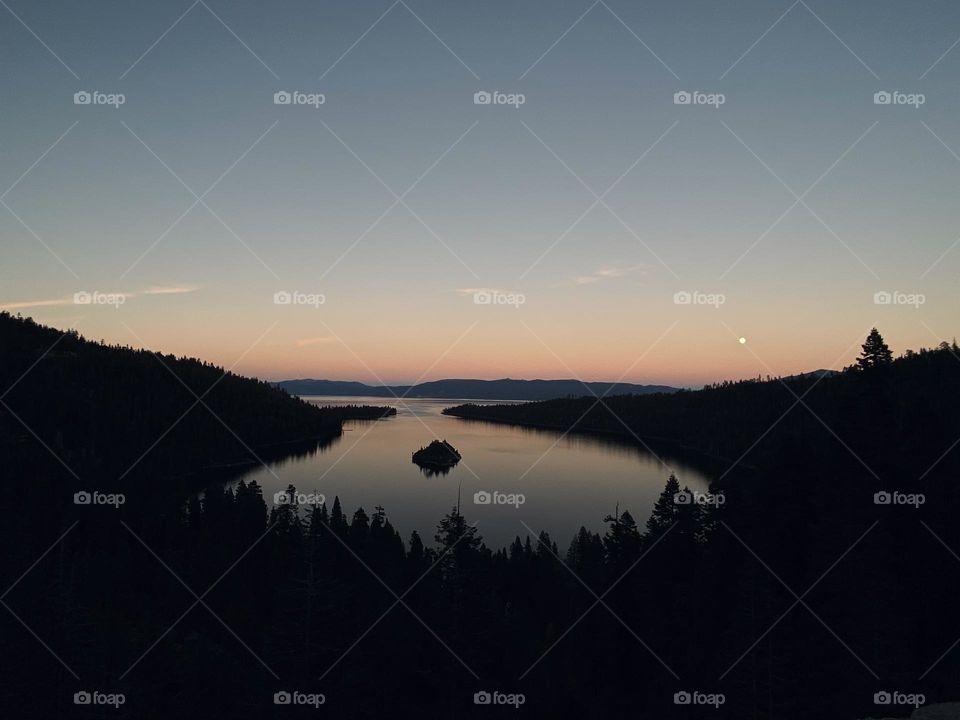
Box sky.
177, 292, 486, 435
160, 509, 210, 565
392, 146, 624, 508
2, 0, 959, 386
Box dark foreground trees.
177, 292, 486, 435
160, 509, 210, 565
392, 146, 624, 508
3, 324, 960, 718
3, 457, 958, 719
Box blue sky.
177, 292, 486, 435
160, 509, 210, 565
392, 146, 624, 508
2, 0, 960, 384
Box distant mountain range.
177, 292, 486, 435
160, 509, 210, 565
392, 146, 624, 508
274, 378, 679, 401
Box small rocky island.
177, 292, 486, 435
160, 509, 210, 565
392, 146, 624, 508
412, 439, 461, 472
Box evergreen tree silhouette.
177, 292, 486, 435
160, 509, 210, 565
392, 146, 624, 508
857, 327, 893, 369
602, 506, 641, 570
646, 473, 681, 538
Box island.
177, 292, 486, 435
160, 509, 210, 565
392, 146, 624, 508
411, 439, 461, 473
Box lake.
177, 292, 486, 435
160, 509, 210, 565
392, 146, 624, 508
228, 396, 713, 549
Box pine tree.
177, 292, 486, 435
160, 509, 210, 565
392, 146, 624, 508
646, 473, 682, 538
330, 495, 348, 537
857, 328, 893, 369
602, 506, 641, 570
349, 507, 370, 553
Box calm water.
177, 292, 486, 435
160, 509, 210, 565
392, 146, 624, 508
229, 396, 713, 549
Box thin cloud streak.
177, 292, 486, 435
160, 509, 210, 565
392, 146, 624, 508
573, 265, 646, 286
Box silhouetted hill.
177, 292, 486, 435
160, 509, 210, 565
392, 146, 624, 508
276, 377, 678, 400
445, 345, 960, 478
0, 312, 341, 488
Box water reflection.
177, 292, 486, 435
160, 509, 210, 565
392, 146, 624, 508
225, 396, 715, 548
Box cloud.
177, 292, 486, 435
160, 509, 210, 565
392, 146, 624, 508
296, 337, 335, 348
0, 297, 76, 310
142, 285, 199, 296
1, 284, 198, 311
573, 264, 646, 286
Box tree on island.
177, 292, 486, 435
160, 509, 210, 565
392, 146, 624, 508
857, 327, 893, 369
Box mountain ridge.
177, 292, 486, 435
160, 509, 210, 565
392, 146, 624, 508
274, 377, 680, 401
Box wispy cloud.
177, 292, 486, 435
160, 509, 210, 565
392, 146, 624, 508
1, 284, 198, 311
573, 264, 646, 286
0, 297, 77, 310
142, 285, 199, 296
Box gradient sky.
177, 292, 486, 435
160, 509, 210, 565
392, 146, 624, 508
2, 0, 959, 386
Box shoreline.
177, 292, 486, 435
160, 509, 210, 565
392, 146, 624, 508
442, 409, 748, 472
